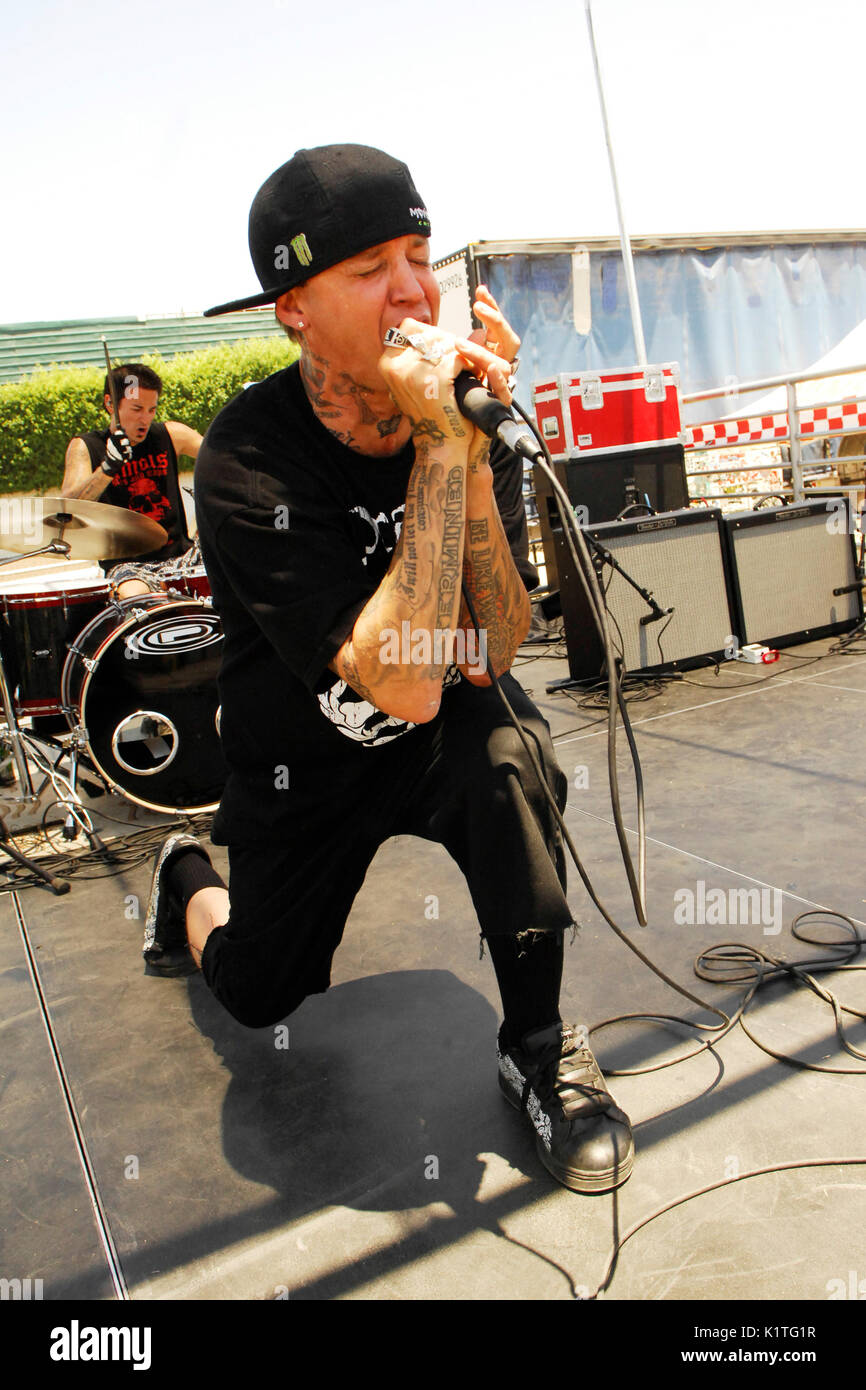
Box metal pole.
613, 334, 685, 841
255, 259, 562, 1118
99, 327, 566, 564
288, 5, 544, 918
584, 0, 647, 366
0, 654, 35, 799
786, 380, 805, 501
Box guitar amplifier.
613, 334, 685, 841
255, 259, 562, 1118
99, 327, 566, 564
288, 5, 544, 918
532, 445, 689, 589
723, 500, 863, 648
553, 507, 737, 681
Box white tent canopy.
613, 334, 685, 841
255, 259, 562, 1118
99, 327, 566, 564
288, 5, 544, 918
726, 318, 866, 417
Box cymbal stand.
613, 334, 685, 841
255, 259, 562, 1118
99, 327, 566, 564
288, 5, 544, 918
0, 643, 36, 799
0, 644, 111, 861
0, 649, 71, 892
0, 540, 72, 568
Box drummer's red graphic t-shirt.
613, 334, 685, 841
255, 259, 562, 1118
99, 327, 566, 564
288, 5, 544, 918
80, 422, 191, 561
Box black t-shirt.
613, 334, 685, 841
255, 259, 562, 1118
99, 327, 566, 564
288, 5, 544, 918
80, 422, 190, 561
194, 362, 538, 844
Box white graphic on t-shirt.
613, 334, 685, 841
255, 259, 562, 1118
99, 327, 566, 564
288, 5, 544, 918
351, 504, 404, 567
317, 678, 416, 745
316, 497, 458, 744
317, 666, 461, 746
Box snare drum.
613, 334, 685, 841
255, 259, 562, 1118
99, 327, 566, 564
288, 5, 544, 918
0, 571, 111, 716
61, 594, 225, 814
157, 538, 212, 601
162, 566, 211, 601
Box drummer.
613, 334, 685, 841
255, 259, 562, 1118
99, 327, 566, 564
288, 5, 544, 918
60, 363, 202, 598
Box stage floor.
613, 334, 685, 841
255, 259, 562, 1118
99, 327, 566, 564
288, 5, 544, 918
2, 633, 865, 1306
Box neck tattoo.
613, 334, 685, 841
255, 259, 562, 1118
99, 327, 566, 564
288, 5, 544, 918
300, 348, 409, 453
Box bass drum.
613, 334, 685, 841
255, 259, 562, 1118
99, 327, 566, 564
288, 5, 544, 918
61, 595, 225, 814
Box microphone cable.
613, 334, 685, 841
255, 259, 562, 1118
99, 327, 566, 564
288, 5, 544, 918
460, 399, 866, 1302
460, 400, 738, 1047
463, 402, 648, 923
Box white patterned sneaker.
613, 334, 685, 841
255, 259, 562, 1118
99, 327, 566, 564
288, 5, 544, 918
142, 833, 205, 975
498, 1021, 634, 1193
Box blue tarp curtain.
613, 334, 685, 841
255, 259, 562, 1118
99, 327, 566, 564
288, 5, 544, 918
481, 243, 866, 424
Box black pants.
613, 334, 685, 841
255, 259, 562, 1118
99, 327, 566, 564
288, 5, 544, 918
201, 672, 572, 1027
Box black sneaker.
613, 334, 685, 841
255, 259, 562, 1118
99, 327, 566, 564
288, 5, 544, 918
142, 833, 206, 976
498, 1021, 634, 1194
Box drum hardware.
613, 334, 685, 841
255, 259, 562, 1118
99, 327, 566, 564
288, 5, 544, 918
156, 540, 212, 604
67, 650, 98, 674
0, 690, 113, 855
0, 641, 103, 882
0, 586, 129, 858
0, 731, 15, 786
0, 641, 36, 800
17, 730, 114, 857
0, 809, 70, 895
0, 541, 72, 568
61, 722, 117, 807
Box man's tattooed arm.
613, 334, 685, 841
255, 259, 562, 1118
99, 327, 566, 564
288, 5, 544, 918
328, 431, 469, 723
458, 460, 532, 683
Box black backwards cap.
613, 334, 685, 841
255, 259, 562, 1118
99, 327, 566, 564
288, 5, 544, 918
204, 144, 431, 317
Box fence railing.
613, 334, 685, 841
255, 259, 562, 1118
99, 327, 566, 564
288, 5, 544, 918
681, 361, 866, 505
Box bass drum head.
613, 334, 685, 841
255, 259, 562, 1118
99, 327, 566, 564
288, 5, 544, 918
66, 598, 225, 814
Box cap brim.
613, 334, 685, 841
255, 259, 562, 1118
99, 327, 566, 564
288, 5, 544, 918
203, 281, 296, 318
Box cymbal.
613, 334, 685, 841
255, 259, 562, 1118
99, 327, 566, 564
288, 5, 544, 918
0, 496, 168, 561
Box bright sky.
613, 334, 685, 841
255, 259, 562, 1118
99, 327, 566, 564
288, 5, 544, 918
2, 0, 863, 324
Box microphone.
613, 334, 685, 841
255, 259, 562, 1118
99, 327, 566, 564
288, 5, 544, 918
639, 603, 675, 626
454, 373, 542, 462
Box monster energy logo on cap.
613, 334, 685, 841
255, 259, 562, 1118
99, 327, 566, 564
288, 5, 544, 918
274, 233, 313, 271
291, 233, 312, 265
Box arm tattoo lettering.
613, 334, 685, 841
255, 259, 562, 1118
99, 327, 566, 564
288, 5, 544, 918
462, 502, 527, 674
435, 467, 465, 647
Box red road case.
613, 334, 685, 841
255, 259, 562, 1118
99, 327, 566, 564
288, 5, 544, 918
532, 364, 685, 459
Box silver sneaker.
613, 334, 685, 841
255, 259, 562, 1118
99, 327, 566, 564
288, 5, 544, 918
142, 833, 205, 973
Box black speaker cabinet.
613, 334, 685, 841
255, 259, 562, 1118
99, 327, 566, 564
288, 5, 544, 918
554, 507, 737, 682
533, 444, 689, 591
723, 499, 863, 648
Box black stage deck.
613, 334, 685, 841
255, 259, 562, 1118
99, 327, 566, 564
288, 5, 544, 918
2, 633, 865, 1328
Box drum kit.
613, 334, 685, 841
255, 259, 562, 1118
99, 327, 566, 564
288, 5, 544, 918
0, 496, 225, 879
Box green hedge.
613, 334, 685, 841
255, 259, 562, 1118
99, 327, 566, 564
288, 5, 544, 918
0, 337, 298, 495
